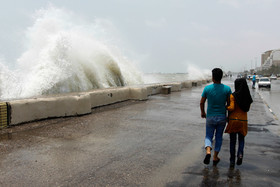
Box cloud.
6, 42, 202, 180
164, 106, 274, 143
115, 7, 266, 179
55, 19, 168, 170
218, 0, 241, 8
238, 29, 266, 38
244, 0, 276, 4
145, 18, 167, 29
199, 37, 227, 47
190, 22, 212, 33
218, 0, 276, 8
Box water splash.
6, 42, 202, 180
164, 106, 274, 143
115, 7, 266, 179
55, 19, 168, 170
0, 6, 143, 100
187, 64, 211, 80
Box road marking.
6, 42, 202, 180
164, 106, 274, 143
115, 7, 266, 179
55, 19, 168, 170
257, 91, 278, 120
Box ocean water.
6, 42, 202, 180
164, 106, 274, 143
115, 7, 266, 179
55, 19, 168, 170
0, 7, 210, 101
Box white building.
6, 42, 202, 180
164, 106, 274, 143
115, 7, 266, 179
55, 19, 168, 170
261, 49, 280, 70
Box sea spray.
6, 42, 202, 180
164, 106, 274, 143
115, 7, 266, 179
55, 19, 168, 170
142, 65, 210, 84
187, 65, 211, 80
0, 6, 143, 100
142, 73, 189, 84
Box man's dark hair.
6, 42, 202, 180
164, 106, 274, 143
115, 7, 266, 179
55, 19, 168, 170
212, 68, 223, 82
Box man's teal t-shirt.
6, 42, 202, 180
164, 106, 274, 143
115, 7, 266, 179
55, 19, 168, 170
201, 83, 232, 117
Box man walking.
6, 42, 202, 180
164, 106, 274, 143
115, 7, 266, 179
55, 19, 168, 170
200, 68, 232, 165
252, 73, 256, 89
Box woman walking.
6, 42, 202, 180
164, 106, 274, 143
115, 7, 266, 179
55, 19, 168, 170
225, 78, 253, 167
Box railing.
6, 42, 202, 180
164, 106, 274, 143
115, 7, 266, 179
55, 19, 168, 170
0, 102, 10, 128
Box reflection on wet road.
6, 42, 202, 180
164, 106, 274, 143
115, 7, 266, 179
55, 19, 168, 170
165, 78, 280, 187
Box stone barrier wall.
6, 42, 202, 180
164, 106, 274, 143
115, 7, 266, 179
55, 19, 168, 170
5, 79, 210, 125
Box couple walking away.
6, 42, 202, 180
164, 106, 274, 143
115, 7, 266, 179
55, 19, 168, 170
200, 68, 253, 167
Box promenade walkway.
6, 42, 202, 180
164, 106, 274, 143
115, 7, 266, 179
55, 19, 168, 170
0, 79, 280, 186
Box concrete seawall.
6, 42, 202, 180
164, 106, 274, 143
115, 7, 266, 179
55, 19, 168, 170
2, 79, 209, 126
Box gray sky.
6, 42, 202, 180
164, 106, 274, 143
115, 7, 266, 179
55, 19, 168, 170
1, 0, 280, 73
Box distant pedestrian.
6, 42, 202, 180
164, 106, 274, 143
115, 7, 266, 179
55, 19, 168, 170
225, 78, 253, 168
252, 73, 256, 89
200, 68, 232, 165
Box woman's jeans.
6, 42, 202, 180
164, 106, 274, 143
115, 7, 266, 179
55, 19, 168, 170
205, 116, 226, 152
229, 133, 245, 163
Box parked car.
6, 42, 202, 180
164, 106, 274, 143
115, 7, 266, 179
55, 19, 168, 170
258, 77, 271, 88
270, 74, 277, 80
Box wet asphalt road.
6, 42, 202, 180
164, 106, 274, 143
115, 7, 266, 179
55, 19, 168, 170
256, 79, 280, 120
0, 78, 280, 187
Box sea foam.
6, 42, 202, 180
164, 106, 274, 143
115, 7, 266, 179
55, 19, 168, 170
0, 6, 143, 100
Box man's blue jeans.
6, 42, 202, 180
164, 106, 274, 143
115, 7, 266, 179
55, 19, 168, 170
205, 116, 226, 152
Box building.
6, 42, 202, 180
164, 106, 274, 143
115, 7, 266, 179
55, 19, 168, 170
261, 49, 280, 70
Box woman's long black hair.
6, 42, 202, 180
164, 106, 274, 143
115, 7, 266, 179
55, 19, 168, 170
232, 78, 253, 112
